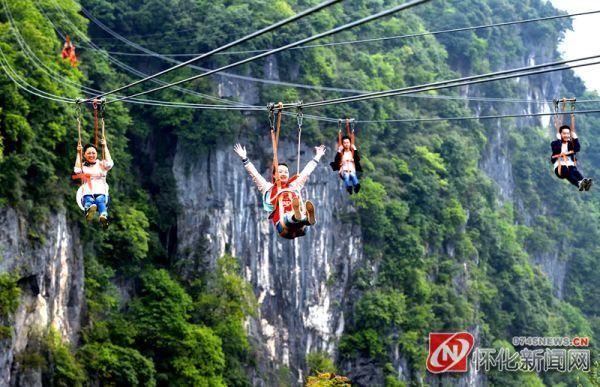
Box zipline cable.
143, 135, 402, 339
0, 43, 75, 103
173, 9, 600, 56
293, 55, 600, 109
84, 0, 344, 101
80, 9, 600, 55
41, 0, 256, 107
355, 109, 600, 123
75, 4, 600, 106
105, 0, 433, 104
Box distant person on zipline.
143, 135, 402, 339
233, 143, 326, 239
330, 135, 362, 195
330, 119, 362, 195
73, 139, 113, 225
551, 124, 592, 191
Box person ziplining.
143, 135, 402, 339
233, 103, 326, 239
330, 118, 362, 194
72, 100, 114, 226
551, 98, 592, 191
61, 35, 78, 67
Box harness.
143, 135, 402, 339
268, 102, 305, 239
72, 99, 110, 211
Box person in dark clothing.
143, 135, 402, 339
330, 135, 363, 194
551, 124, 592, 191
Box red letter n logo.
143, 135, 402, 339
427, 332, 475, 373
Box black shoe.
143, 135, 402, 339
85, 204, 97, 221
346, 187, 353, 195
585, 178, 593, 191
354, 183, 361, 194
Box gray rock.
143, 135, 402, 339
0, 208, 84, 386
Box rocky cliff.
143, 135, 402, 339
0, 208, 84, 386
174, 138, 362, 384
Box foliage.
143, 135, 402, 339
78, 343, 156, 386
305, 372, 351, 387
306, 352, 336, 376
0, 273, 20, 339
47, 328, 87, 387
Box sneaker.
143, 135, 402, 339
585, 178, 593, 191
346, 187, 353, 195
99, 213, 109, 227
354, 183, 361, 194
85, 204, 97, 221
305, 200, 316, 225
292, 197, 302, 221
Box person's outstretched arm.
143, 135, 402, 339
294, 145, 326, 189
234, 143, 271, 194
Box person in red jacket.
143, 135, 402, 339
61, 35, 78, 67
234, 143, 326, 239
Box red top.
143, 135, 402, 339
268, 175, 300, 225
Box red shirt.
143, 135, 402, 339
268, 175, 300, 225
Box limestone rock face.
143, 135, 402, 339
174, 139, 363, 384
0, 208, 84, 387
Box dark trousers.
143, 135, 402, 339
555, 166, 583, 187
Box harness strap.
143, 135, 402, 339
296, 104, 303, 175
72, 173, 95, 190
270, 102, 283, 183
100, 100, 106, 161
75, 100, 83, 168
93, 99, 99, 149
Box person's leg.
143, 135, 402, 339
283, 213, 302, 227
304, 200, 316, 225
291, 197, 302, 222
83, 195, 95, 209
571, 167, 593, 191
288, 198, 316, 226
96, 195, 109, 226
83, 195, 97, 220
554, 167, 564, 179
281, 213, 306, 238
95, 195, 108, 216
350, 172, 360, 193
342, 172, 353, 194
342, 172, 352, 187
566, 167, 584, 188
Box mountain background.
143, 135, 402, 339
1, 0, 599, 385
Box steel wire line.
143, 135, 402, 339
106, 0, 433, 104
84, 0, 344, 101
